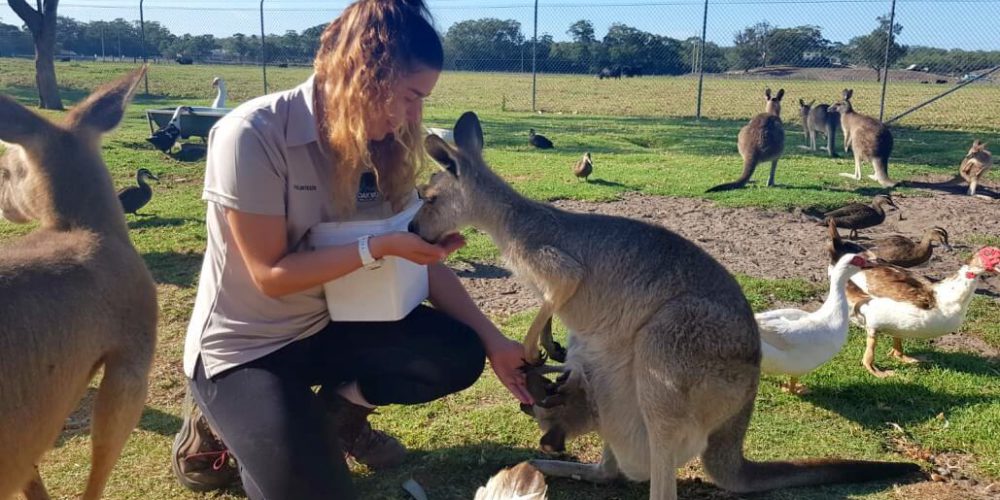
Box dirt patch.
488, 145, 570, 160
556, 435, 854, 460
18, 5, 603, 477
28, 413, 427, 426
459, 190, 1000, 319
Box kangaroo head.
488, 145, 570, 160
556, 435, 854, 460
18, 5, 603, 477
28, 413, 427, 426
969, 139, 989, 154
0, 67, 145, 228
519, 367, 595, 455
411, 111, 488, 243
764, 88, 784, 117
829, 88, 854, 114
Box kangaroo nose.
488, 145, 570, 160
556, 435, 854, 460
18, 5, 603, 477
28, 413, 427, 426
408, 221, 419, 234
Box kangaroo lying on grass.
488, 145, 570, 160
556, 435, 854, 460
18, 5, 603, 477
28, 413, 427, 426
0, 68, 158, 500
408, 111, 921, 500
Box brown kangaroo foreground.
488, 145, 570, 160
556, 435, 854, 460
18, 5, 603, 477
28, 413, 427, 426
409, 111, 921, 500
0, 68, 158, 499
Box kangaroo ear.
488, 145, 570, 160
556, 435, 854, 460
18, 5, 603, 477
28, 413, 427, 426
452, 111, 484, 155
775, 89, 785, 101
808, 99, 816, 107
65, 66, 145, 134
425, 134, 459, 177
799, 98, 806, 106
0, 95, 53, 148
843, 89, 853, 100
764, 88, 772, 99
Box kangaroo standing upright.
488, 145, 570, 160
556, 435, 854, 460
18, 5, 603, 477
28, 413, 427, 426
798, 99, 839, 157
828, 89, 895, 187
0, 68, 158, 499
706, 88, 785, 192
410, 111, 919, 500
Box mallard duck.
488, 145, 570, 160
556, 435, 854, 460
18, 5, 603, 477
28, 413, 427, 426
573, 152, 593, 181
529, 129, 553, 149
865, 227, 951, 268
847, 246, 1000, 377
959, 139, 992, 197
118, 168, 159, 216
211, 77, 227, 108
759, 253, 875, 394
146, 105, 192, 153
821, 194, 898, 239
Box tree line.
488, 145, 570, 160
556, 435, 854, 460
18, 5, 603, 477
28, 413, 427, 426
2, 13, 999, 76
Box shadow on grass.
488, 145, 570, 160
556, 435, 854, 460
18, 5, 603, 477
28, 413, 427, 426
141, 250, 204, 287
804, 371, 995, 430
453, 260, 512, 279
353, 441, 924, 500
900, 177, 999, 200
55, 388, 184, 447
128, 216, 200, 230
3, 85, 176, 108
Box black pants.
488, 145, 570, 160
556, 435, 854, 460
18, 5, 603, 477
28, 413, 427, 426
190, 305, 486, 500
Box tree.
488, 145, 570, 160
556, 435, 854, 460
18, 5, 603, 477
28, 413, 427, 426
7, 0, 63, 109
0, 20, 33, 56
567, 19, 595, 44
443, 18, 524, 72
766, 25, 828, 66
731, 22, 773, 70
849, 15, 906, 82
223, 33, 251, 63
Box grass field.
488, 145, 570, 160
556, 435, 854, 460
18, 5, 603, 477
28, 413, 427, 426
1, 59, 999, 499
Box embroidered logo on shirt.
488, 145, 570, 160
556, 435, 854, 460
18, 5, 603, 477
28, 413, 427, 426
357, 172, 380, 203
293, 184, 317, 191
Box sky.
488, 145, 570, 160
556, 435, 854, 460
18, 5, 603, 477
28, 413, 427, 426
2, 0, 997, 51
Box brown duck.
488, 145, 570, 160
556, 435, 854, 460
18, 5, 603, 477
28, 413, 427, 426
821, 194, 898, 239
573, 152, 593, 181
865, 227, 951, 268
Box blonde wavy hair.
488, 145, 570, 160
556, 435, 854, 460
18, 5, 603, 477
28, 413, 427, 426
313, 0, 443, 217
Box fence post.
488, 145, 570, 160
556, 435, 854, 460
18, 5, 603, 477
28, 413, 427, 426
695, 0, 709, 121
878, 0, 897, 122
531, 0, 538, 112
139, 0, 148, 94
260, 0, 268, 94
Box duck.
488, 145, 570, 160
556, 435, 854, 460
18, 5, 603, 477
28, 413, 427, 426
146, 105, 192, 153
847, 246, 1000, 377
211, 77, 227, 108
864, 226, 951, 268
529, 129, 553, 149
820, 194, 898, 239
959, 139, 992, 198
573, 152, 593, 181
118, 168, 159, 216
758, 253, 875, 395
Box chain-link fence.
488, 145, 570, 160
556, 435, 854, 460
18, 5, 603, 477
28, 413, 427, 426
2, 0, 998, 128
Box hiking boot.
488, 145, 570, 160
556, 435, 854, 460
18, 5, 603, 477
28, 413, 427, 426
171, 389, 241, 492
324, 394, 406, 469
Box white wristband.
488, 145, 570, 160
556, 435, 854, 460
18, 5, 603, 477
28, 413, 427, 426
358, 235, 381, 270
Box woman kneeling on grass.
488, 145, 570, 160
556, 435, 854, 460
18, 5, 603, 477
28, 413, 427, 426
169, 1, 533, 497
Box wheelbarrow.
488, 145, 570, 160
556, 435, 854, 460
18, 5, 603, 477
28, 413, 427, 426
145, 106, 231, 140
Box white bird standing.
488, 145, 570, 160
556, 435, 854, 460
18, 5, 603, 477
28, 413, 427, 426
211, 77, 227, 109
758, 253, 875, 394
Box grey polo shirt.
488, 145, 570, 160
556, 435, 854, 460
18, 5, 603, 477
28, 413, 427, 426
183, 76, 407, 379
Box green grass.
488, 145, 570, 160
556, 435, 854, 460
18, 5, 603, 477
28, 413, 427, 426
2, 60, 999, 499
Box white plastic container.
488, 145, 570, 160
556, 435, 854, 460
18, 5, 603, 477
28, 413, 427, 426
310, 199, 428, 321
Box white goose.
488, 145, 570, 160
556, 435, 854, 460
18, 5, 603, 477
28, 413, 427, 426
848, 246, 1000, 377
759, 253, 875, 394
211, 77, 227, 108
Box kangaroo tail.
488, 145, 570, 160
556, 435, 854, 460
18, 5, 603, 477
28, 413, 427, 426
707, 155, 757, 193
702, 400, 921, 493
872, 156, 897, 188
474, 462, 548, 500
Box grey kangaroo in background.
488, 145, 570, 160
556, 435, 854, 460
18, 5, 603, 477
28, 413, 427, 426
798, 99, 839, 157
409, 111, 920, 500
706, 88, 786, 192
828, 89, 895, 187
